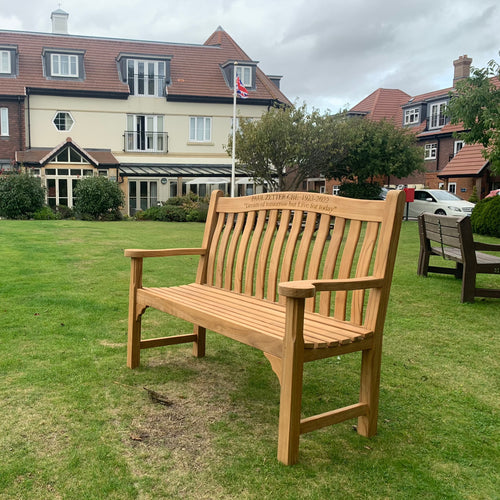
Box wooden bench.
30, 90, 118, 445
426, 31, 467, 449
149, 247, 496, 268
125, 189, 405, 465
417, 213, 500, 303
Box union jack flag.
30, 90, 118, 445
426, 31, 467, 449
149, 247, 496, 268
236, 76, 249, 98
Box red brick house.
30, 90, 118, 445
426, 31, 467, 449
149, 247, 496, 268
326, 55, 500, 200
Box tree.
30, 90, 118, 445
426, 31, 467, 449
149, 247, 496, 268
0, 172, 45, 219
226, 104, 338, 192
73, 176, 124, 220
319, 116, 424, 195
446, 58, 500, 174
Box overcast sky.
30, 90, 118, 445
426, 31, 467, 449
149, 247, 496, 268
1, 0, 499, 112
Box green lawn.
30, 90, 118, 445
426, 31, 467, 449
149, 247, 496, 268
0, 219, 498, 499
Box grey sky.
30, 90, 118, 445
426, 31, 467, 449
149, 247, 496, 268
1, 0, 499, 111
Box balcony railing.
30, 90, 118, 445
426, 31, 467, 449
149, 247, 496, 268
124, 131, 168, 153
128, 76, 167, 97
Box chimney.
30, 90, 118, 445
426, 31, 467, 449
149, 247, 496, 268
453, 55, 472, 86
51, 8, 69, 34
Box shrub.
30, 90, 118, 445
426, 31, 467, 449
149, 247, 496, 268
33, 206, 59, 220
135, 194, 208, 222
471, 196, 500, 237
0, 172, 45, 219
73, 176, 124, 220
338, 182, 382, 200
56, 205, 75, 219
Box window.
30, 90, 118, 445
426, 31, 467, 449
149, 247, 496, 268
429, 101, 447, 129
53, 112, 74, 131
126, 115, 166, 152
0, 108, 8, 136
127, 59, 166, 97
404, 107, 420, 125
448, 182, 456, 194
129, 180, 158, 215
236, 66, 252, 87
189, 117, 212, 142
332, 185, 340, 196
51, 53, 78, 77
53, 146, 88, 164
424, 143, 437, 160
44, 167, 94, 208
0, 50, 11, 74
454, 140, 465, 155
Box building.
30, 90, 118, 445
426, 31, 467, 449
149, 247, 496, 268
1, 9, 290, 215
326, 55, 500, 200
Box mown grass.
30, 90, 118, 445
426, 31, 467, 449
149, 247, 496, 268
0, 219, 498, 499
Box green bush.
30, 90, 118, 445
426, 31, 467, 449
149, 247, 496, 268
33, 206, 59, 220
471, 195, 500, 237
73, 176, 124, 220
136, 194, 208, 222
0, 172, 45, 219
338, 182, 382, 200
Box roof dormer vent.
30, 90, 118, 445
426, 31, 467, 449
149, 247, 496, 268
51, 8, 69, 34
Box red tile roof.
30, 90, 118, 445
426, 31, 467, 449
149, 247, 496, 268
438, 143, 489, 177
348, 88, 410, 124
0, 28, 290, 104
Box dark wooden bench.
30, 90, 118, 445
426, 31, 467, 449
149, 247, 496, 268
125, 190, 405, 465
417, 213, 500, 302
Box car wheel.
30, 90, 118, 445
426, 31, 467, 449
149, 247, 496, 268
435, 209, 446, 215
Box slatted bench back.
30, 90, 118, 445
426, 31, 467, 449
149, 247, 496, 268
419, 213, 466, 250
196, 190, 404, 327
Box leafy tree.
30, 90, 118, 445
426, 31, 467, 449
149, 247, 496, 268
73, 176, 124, 220
226, 104, 338, 192
446, 58, 500, 174
319, 116, 424, 190
0, 172, 45, 219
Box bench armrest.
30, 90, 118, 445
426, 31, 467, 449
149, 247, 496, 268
278, 277, 385, 298
474, 242, 500, 252
124, 248, 206, 258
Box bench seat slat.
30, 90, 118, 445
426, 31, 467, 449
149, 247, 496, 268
139, 284, 373, 352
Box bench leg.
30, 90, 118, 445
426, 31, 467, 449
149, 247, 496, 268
277, 297, 305, 465
357, 343, 382, 438
127, 258, 143, 369
192, 325, 206, 358
461, 265, 476, 303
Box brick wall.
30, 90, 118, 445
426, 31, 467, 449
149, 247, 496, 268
0, 99, 25, 163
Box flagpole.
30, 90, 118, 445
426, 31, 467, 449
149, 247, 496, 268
231, 63, 237, 197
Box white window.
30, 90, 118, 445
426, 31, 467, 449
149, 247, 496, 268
0, 108, 8, 136
429, 101, 447, 129
51, 53, 78, 77
126, 115, 165, 152
332, 185, 340, 196
448, 182, 456, 194
236, 66, 252, 87
454, 140, 465, 155
0, 51, 11, 74
53, 111, 74, 131
189, 117, 212, 142
424, 143, 437, 160
129, 180, 158, 215
404, 107, 420, 125
127, 59, 166, 97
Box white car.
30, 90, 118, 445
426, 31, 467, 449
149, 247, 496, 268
407, 189, 475, 218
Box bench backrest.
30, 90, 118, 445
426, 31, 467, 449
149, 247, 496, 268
418, 213, 473, 255
196, 190, 405, 328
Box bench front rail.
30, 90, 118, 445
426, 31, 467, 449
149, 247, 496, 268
125, 190, 405, 464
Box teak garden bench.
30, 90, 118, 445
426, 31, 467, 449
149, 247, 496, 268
125, 189, 405, 465
417, 213, 500, 303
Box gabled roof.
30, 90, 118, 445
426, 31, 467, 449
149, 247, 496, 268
404, 87, 454, 105
0, 28, 290, 104
16, 137, 119, 166
348, 88, 411, 124
438, 143, 489, 177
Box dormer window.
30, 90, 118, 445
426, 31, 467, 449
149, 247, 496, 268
43, 48, 85, 80
404, 107, 420, 125
236, 66, 253, 87
51, 53, 78, 77
127, 59, 166, 97
429, 101, 447, 129
1, 51, 11, 73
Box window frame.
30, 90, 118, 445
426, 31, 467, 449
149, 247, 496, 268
189, 116, 212, 143
0, 107, 8, 136
126, 114, 166, 152
424, 143, 437, 160
0, 50, 11, 74
404, 107, 420, 125
429, 101, 447, 129
236, 66, 253, 87
50, 53, 79, 78
127, 59, 166, 97
53, 111, 74, 131
454, 140, 465, 155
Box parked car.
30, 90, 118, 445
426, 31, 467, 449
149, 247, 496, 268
407, 189, 475, 218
